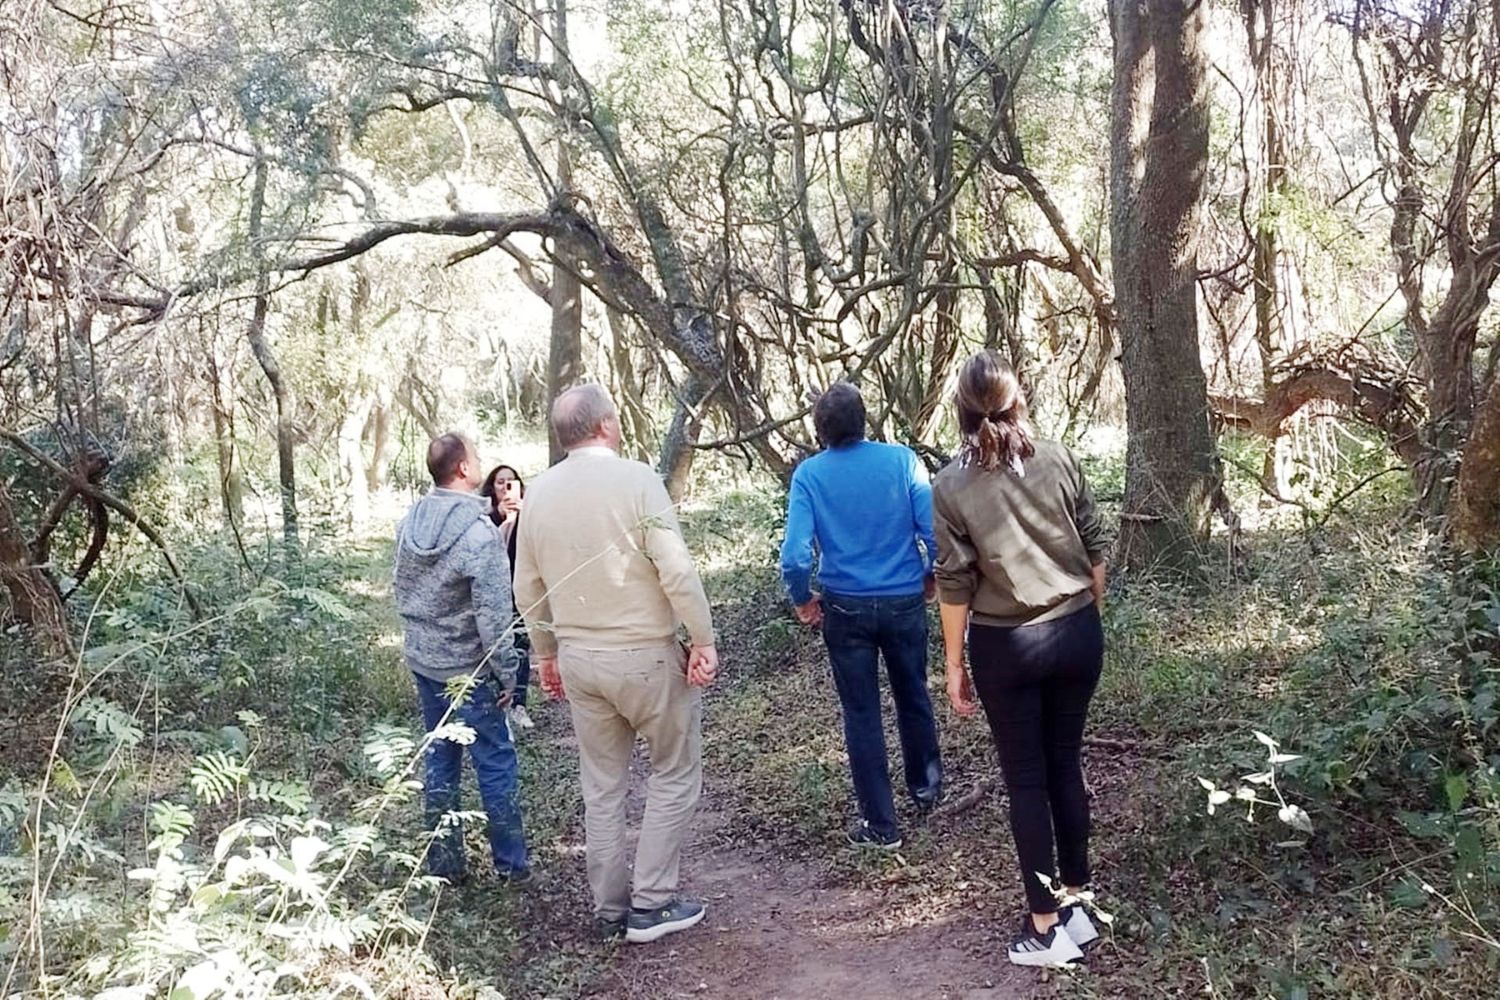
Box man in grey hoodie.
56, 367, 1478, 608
394, 432, 530, 883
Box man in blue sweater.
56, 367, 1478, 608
780, 383, 943, 849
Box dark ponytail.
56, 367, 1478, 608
955, 351, 1035, 472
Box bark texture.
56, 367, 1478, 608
1110, 0, 1223, 568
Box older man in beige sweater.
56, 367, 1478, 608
513, 384, 718, 945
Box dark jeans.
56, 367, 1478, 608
822, 591, 943, 838
414, 672, 530, 878
969, 603, 1103, 914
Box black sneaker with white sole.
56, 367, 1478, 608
1060, 905, 1099, 947
625, 899, 706, 944
1008, 916, 1084, 967
846, 822, 903, 851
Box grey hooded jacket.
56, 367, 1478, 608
393, 488, 518, 688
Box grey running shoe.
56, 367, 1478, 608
625, 899, 706, 944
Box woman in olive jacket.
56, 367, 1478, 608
932, 350, 1108, 968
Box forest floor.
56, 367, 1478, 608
505, 726, 1151, 1000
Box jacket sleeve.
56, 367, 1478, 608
1068, 449, 1108, 564
464, 520, 519, 687
932, 482, 979, 605
908, 449, 937, 572
512, 511, 555, 658
779, 467, 817, 605
639, 474, 716, 646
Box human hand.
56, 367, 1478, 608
687, 644, 718, 687
946, 663, 978, 717
794, 596, 823, 627
496, 683, 515, 710
537, 656, 565, 700
923, 576, 937, 604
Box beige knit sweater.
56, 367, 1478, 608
513, 448, 715, 655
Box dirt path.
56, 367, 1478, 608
592, 798, 1032, 1000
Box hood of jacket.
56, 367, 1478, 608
397, 488, 488, 560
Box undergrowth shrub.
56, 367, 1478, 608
0, 569, 473, 1000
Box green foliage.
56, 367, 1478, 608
189, 752, 250, 806
1096, 495, 1500, 995
72, 697, 146, 753
3, 691, 453, 999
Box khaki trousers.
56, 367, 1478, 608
559, 641, 703, 916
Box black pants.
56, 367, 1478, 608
969, 603, 1103, 914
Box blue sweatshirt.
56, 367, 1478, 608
780, 440, 936, 605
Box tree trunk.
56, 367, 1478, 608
339, 394, 373, 529
606, 307, 655, 462
1243, 0, 1292, 497
659, 369, 714, 502
0, 479, 70, 659
243, 159, 299, 556
1453, 374, 1500, 552
252, 300, 299, 555
208, 352, 244, 528
1418, 312, 1481, 510
545, 184, 584, 464
543, 0, 584, 467
1109, 0, 1222, 570
546, 263, 583, 464
365, 394, 392, 493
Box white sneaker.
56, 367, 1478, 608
1007, 916, 1084, 967
1060, 905, 1099, 947
508, 705, 535, 731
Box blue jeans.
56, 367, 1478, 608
822, 591, 944, 838
413, 672, 530, 878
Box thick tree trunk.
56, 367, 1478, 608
1109, 0, 1222, 570
0, 479, 70, 659
253, 312, 300, 555
1453, 375, 1500, 552
340, 269, 373, 527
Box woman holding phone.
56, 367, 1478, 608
481, 463, 535, 731
932, 351, 1108, 967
